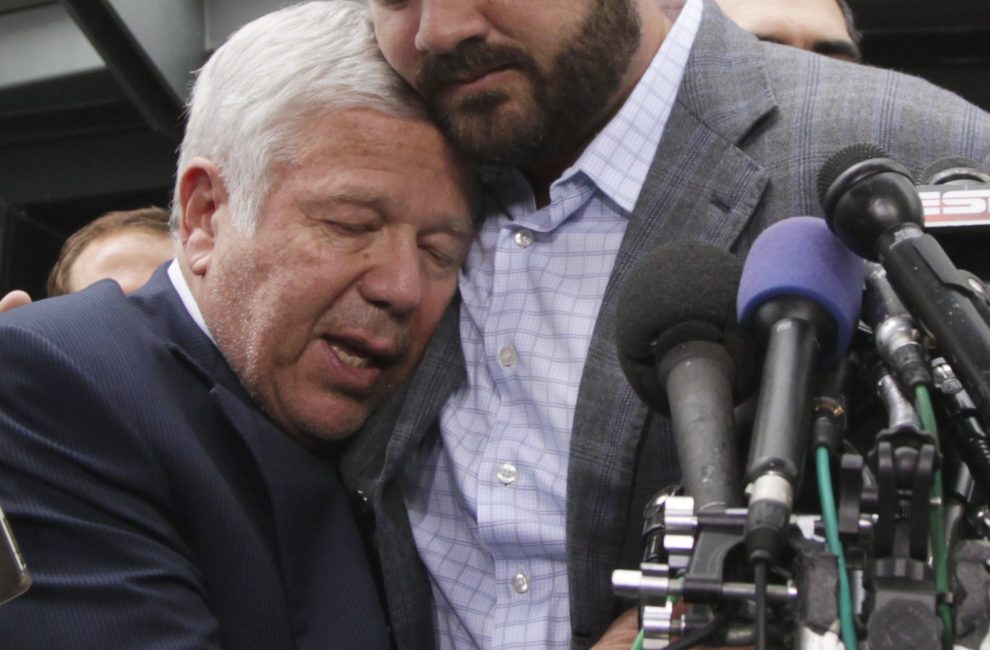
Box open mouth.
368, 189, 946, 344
324, 334, 400, 371
330, 342, 372, 370
319, 336, 393, 395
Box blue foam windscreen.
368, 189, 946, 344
737, 217, 865, 364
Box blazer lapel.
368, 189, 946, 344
209, 387, 389, 650
338, 300, 464, 649
566, 1, 776, 642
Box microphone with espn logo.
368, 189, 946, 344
918, 157, 990, 281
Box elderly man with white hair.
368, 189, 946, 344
0, 2, 476, 648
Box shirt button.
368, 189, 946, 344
499, 344, 518, 367
496, 462, 518, 485
512, 572, 530, 594
513, 229, 535, 248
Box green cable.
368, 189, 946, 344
914, 385, 954, 650
816, 446, 860, 650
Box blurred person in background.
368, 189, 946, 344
660, 0, 861, 61
46, 206, 174, 297
715, 0, 860, 61
0, 207, 174, 311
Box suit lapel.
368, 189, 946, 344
567, 1, 776, 641
384, 302, 465, 480
338, 301, 464, 649
209, 387, 389, 650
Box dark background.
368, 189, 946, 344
1, 0, 989, 298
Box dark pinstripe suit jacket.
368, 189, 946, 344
0, 268, 390, 649
340, 3, 990, 648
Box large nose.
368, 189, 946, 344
414, 0, 489, 54
359, 231, 424, 317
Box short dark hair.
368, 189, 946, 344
47, 206, 171, 298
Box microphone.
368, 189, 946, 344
616, 240, 756, 512
818, 144, 990, 431
921, 156, 990, 186
736, 216, 864, 564
917, 156, 990, 283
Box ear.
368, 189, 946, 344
178, 158, 229, 277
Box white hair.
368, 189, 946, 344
172, 0, 428, 233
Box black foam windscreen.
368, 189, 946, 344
921, 156, 990, 184
616, 240, 756, 413
817, 143, 923, 260
816, 142, 890, 208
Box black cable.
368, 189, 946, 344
949, 415, 990, 493
661, 601, 740, 650
754, 559, 769, 650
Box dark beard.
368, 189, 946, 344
415, 0, 642, 168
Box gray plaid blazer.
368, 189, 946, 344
341, 2, 990, 648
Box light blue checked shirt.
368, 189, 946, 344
401, 2, 703, 647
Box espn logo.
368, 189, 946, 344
918, 184, 990, 228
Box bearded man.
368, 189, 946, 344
344, 0, 990, 648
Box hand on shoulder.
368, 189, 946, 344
0, 290, 32, 312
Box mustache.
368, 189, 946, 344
416, 41, 539, 97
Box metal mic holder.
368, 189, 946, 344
613, 492, 834, 648
614, 462, 940, 649
613, 363, 950, 649
836, 364, 942, 650
612, 334, 990, 648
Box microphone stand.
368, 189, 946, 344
855, 364, 942, 650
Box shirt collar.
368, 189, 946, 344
167, 259, 216, 344
565, 0, 703, 213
